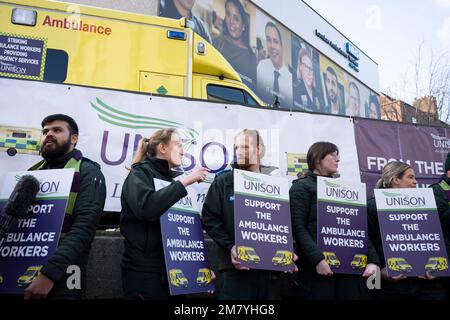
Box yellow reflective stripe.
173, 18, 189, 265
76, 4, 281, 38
31, 159, 47, 170
439, 180, 450, 191
65, 158, 80, 171
66, 191, 77, 215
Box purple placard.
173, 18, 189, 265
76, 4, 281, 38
0, 33, 46, 79
317, 202, 368, 275
354, 119, 448, 198
161, 209, 215, 295
376, 207, 450, 278
234, 194, 295, 272
0, 199, 67, 294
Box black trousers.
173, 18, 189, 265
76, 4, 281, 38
374, 278, 447, 301
219, 269, 281, 300
121, 269, 170, 300
296, 271, 369, 300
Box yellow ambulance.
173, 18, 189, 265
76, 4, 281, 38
425, 257, 448, 273
350, 254, 367, 270
169, 269, 188, 288
196, 268, 212, 287
237, 246, 260, 264
387, 258, 412, 274
0, 126, 41, 156
272, 250, 294, 266
17, 265, 42, 288
0, 0, 263, 106
323, 252, 341, 269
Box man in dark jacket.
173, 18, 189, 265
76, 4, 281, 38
25, 114, 106, 300
431, 152, 450, 298
202, 129, 285, 300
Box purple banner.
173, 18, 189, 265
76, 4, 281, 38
377, 208, 450, 277
354, 119, 449, 197
234, 194, 295, 272
0, 33, 46, 79
317, 201, 368, 274
161, 209, 215, 295
0, 199, 67, 294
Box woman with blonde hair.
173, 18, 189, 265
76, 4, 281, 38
368, 161, 447, 300
120, 128, 209, 299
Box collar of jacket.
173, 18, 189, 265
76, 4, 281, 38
442, 174, 450, 186
146, 156, 183, 179
306, 170, 334, 180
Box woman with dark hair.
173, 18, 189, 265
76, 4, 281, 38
120, 128, 210, 299
289, 142, 380, 300
213, 0, 257, 92
367, 161, 447, 300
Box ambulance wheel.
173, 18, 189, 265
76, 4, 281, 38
6, 148, 17, 156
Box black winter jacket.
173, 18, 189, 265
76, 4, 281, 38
431, 178, 450, 258
33, 150, 106, 283
120, 157, 187, 273
431, 176, 450, 234
366, 198, 385, 269
201, 169, 236, 271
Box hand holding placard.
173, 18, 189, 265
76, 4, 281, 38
23, 273, 54, 300
381, 267, 407, 282
362, 263, 379, 278
316, 259, 333, 276
230, 245, 250, 271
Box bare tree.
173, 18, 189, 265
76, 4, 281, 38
384, 43, 449, 125
412, 43, 450, 124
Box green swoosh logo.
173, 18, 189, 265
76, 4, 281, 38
324, 180, 341, 188
382, 191, 404, 197
90, 98, 199, 141
241, 172, 261, 182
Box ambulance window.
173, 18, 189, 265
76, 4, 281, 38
244, 92, 259, 106
43, 49, 68, 83
206, 84, 245, 104
12, 132, 26, 138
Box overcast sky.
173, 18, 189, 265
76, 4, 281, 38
303, 0, 450, 104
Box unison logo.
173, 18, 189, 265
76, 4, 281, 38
14, 174, 60, 195
0, 61, 26, 74
241, 172, 280, 196
177, 196, 194, 209
382, 191, 426, 208
430, 133, 450, 150
324, 180, 359, 201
